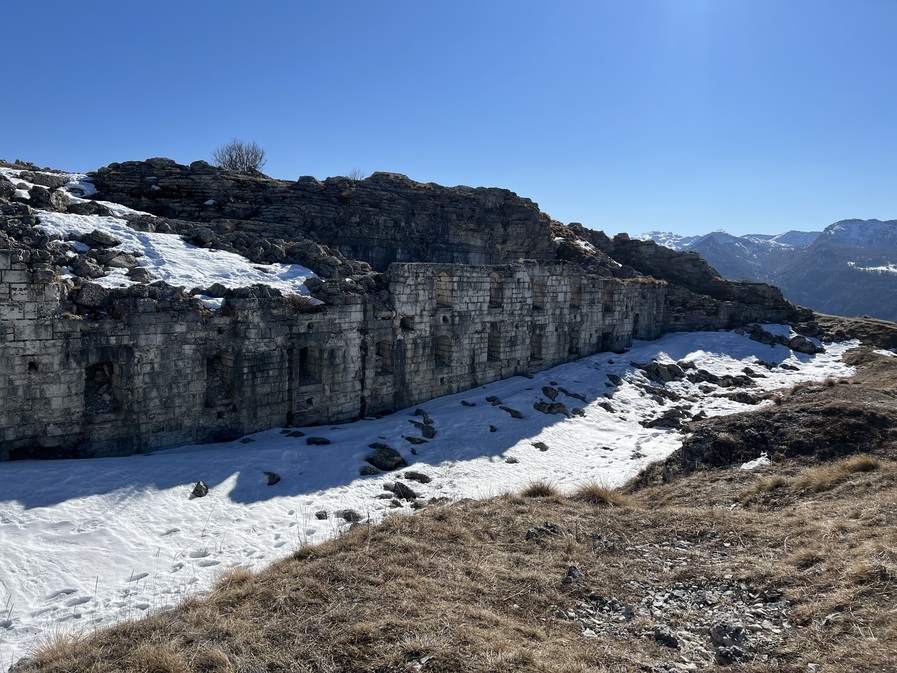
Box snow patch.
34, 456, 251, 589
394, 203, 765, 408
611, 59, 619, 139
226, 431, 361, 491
740, 452, 771, 470
35, 210, 317, 296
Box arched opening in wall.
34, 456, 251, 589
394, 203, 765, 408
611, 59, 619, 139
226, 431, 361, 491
530, 332, 544, 361
375, 340, 394, 375
298, 346, 322, 384
489, 272, 503, 307
632, 313, 640, 337
570, 278, 582, 310
568, 328, 581, 355
435, 335, 452, 367
205, 352, 235, 408
435, 272, 453, 307
84, 362, 121, 417
532, 278, 546, 311
487, 329, 502, 362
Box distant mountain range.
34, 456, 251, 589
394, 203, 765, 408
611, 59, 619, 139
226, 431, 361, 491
637, 219, 897, 322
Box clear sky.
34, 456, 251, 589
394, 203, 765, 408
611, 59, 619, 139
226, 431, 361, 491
3, 0, 896, 237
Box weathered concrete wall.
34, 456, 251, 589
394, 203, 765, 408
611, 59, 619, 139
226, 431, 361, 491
0, 246, 796, 460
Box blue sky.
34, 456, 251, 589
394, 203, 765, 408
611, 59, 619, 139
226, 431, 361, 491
3, 0, 895, 237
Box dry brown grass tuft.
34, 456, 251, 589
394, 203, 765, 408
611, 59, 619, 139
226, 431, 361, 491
520, 480, 559, 498
794, 454, 881, 492
571, 481, 634, 507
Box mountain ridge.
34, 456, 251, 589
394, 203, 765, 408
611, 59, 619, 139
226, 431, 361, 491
638, 219, 897, 321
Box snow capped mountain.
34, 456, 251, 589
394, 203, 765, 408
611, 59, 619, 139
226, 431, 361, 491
820, 218, 897, 247
634, 231, 701, 250
638, 220, 897, 321
768, 230, 822, 247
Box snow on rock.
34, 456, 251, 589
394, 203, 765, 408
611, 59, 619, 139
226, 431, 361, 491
35, 210, 317, 297
0, 329, 857, 667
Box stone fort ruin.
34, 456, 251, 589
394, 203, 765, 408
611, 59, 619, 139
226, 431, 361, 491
0, 159, 799, 460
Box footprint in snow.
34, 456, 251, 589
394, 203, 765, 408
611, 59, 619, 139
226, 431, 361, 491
128, 572, 149, 582
197, 559, 220, 568
188, 549, 210, 559
273, 540, 286, 548
170, 562, 184, 572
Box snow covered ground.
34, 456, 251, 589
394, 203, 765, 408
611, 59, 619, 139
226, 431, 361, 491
0, 329, 856, 668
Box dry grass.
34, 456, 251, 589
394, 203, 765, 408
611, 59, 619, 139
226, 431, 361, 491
20, 455, 897, 673
571, 481, 634, 507
519, 480, 560, 498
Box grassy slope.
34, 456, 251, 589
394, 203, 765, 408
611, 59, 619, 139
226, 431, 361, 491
16, 324, 897, 673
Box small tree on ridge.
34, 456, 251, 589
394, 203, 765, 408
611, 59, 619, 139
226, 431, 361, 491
211, 139, 267, 175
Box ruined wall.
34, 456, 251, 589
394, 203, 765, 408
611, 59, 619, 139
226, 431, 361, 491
0, 251, 794, 460
89, 159, 557, 271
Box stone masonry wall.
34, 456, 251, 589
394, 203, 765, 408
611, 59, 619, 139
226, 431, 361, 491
0, 251, 795, 460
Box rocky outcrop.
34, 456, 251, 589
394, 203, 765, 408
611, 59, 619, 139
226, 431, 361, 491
89, 158, 558, 271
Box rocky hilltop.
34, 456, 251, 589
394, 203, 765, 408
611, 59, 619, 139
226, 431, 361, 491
89, 158, 558, 271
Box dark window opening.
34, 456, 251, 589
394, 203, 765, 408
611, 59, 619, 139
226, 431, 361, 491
530, 332, 544, 361
570, 279, 582, 309
435, 335, 452, 367
85, 362, 121, 416
205, 352, 235, 408
298, 346, 321, 383
436, 272, 453, 307
489, 272, 503, 307
375, 340, 394, 375
568, 328, 581, 355
532, 279, 546, 311
487, 331, 502, 362
400, 316, 415, 331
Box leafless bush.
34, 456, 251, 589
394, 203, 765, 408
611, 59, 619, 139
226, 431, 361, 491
211, 139, 267, 175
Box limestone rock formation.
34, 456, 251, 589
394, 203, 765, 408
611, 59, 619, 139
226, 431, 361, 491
89, 158, 558, 271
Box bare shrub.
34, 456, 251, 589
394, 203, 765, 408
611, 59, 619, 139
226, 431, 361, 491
211, 139, 267, 175
347, 167, 368, 180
